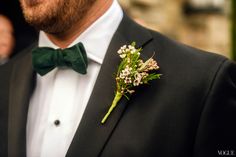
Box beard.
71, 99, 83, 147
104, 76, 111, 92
20, 0, 96, 34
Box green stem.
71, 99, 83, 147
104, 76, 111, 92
101, 91, 123, 124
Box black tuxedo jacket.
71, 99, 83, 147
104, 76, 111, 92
0, 15, 236, 157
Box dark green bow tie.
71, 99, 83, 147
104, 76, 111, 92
32, 42, 88, 76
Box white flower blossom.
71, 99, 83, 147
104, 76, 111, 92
117, 49, 122, 54
125, 48, 130, 52
133, 79, 139, 86
119, 73, 125, 79
127, 89, 135, 94
122, 69, 130, 76
121, 45, 127, 50
132, 50, 136, 54
128, 45, 133, 49
133, 73, 142, 86
124, 77, 132, 84
120, 54, 126, 58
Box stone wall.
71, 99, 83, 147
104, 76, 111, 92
118, 0, 231, 58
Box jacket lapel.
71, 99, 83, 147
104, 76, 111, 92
8, 45, 36, 157
66, 14, 154, 157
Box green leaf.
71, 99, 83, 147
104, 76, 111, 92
131, 42, 136, 47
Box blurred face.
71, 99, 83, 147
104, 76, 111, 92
20, 0, 96, 34
0, 16, 14, 58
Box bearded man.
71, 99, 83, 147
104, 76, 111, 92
0, 0, 236, 157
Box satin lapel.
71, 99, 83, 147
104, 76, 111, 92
66, 15, 154, 157
8, 46, 36, 157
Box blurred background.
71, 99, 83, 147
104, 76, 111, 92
119, 0, 235, 60
0, 0, 235, 62
0, 0, 37, 62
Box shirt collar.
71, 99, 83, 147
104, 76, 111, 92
38, 0, 123, 65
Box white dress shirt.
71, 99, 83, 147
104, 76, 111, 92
26, 1, 123, 157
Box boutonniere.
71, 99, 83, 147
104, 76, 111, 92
101, 42, 161, 124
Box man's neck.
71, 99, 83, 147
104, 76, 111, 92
45, 0, 113, 49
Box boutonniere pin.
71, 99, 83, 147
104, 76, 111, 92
101, 42, 161, 124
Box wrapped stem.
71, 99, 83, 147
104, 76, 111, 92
101, 91, 123, 124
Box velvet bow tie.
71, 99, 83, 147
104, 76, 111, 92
32, 42, 88, 76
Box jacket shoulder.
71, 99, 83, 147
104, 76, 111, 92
145, 29, 235, 105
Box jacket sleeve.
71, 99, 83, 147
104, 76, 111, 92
193, 59, 236, 157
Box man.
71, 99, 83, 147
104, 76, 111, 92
0, 15, 15, 65
0, 0, 235, 156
